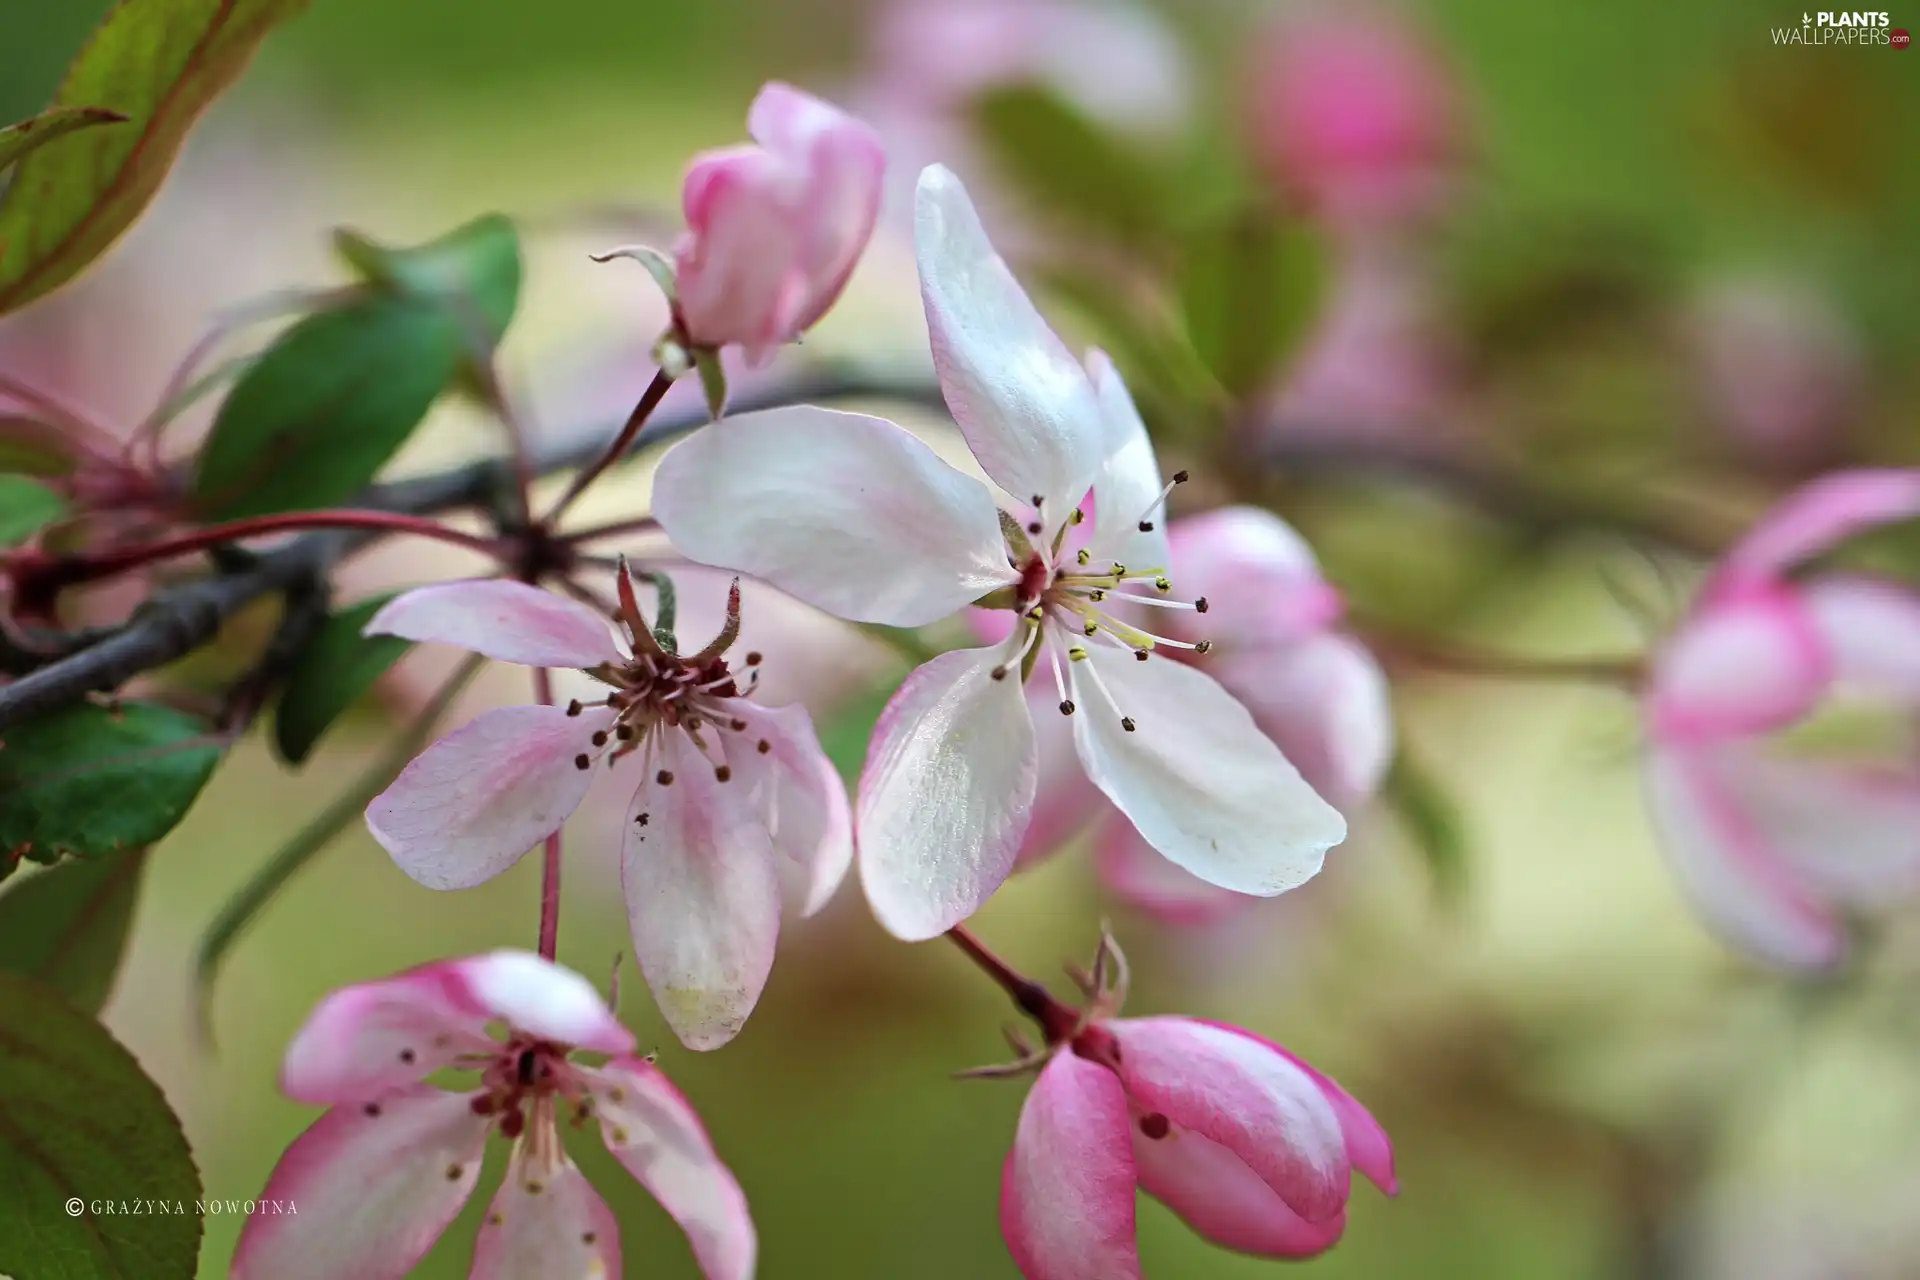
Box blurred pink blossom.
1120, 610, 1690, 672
1643, 469, 1920, 968
1001, 1016, 1395, 1275
672, 82, 886, 363
233, 950, 753, 1280
1685, 276, 1865, 472
362, 572, 850, 1049
1244, 8, 1463, 224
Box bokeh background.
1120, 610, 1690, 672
3, 0, 1919, 1275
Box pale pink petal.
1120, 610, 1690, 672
1646, 592, 1829, 746
1013, 685, 1107, 871
1000, 1052, 1141, 1280
1093, 818, 1246, 924
230, 1088, 490, 1280
676, 147, 808, 351
1071, 646, 1345, 897
1703, 747, 1920, 905
728, 701, 852, 916
452, 951, 633, 1054
1715, 469, 1920, 590
1642, 746, 1842, 969
586, 1056, 757, 1280
916, 164, 1104, 519
366, 580, 624, 669
1217, 633, 1394, 808
652, 406, 1017, 627
623, 730, 781, 1050
856, 646, 1037, 939
1081, 349, 1171, 571
1108, 1017, 1349, 1223
367, 705, 614, 890
1167, 506, 1341, 647
1130, 1122, 1347, 1258
470, 1147, 621, 1280
280, 964, 496, 1105
1802, 576, 1920, 699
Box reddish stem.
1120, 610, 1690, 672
945, 925, 1079, 1042
559, 515, 661, 546
542, 368, 675, 525
532, 666, 564, 960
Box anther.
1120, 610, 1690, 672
1069, 646, 1088, 662
1076, 549, 1091, 566
398, 1048, 416, 1064
1134, 649, 1149, 661
744, 651, 763, 667
1172, 469, 1189, 483
1194, 596, 1209, 613
730, 717, 748, 731
469, 1096, 495, 1115
565, 700, 583, 717
364, 1102, 383, 1118
590, 730, 609, 747
991, 665, 1010, 680
1082, 620, 1098, 637
1139, 1112, 1170, 1140
1194, 640, 1213, 654
1031, 494, 1044, 506
714, 765, 732, 782
1026, 520, 1042, 535
757, 739, 771, 754
1089, 589, 1105, 602
1137, 520, 1154, 532
615, 724, 634, 741
1070, 508, 1085, 525
656, 769, 674, 786
1154, 575, 1170, 592
573, 753, 591, 770
445, 1163, 464, 1181
1121, 716, 1136, 732
1059, 700, 1076, 715
582, 1232, 598, 1246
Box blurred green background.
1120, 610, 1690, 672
3, 0, 1919, 1276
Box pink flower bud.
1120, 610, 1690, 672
1244, 10, 1462, 223
674, 83, 886, 364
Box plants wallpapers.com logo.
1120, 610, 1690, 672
1773, 11, 1910, 43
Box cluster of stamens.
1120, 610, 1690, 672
988, 473, 1213, 734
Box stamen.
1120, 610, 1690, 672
565, 700, 583, 717
1069, 645, 1132, 732
991, 621, 1042, 681
1070, 508, 1086, 526
1076, 548, 1090, 566
1130, 470, 1190, 533
1047, 637, 1071, 713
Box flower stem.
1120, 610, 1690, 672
532, 666, 564, 960
543, 368, 675, 526
945, 925, 1077, 1038
559, 515, 660, 545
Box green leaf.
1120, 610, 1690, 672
0, 849, 145, 1015
0, 472, 68, 545
817, 679, 903, 782
335, 213, 523, 347
0, 702, 221, 879
273, 594, 413, 765
0, 105, 125, 173
973, 84, 1168, 243
1178, 214, 1328, 397
1033, 264, 1223, 430
192, 296, 464, 519
0, 0, 314, 315
1384, 746, 1469, 906
0, 971, 202, 1279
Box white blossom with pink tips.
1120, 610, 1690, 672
1643, 469, 1920, 969
652, 164, 1346, 941
361, 569, 850, 1049
666, 82, 884, 365
1001, 1017, 1395, 1276
231, 950, 754, 1280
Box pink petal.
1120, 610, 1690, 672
916, 164, 1104, 522
856, 646, 1037, 939
1714, 469, 1920, 591
1216, 633, 1394, 809
651, 406, 1017, 628
230, 1088, 490, 1280
1070, 647, 1345, 897
366, 580, 625, 669
281, 951, 628, 1104
729, 701, 852, 916
1093, 818, 1247, 924
585, 1056, 757, 1280
1802, 576, 1920, 699
1166, 506, 1341, 648
470, 1146, 621, 1280
1130, 1122, 1348, 1259
367, 705, 614, 890
622, 730, 781, 1050
1081, 349, 1171, 572
676, 146, 808, 350
1646, 591, 1829, 746
1000, 1052, 1142, 1280
1107, 1017, 1349, 1223
1642, 746, 1842, 969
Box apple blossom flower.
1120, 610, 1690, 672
231, 950, 754, 1280
1244, 9, 1462, 224
978, 505, 1391, 922
1642, 469, 1920, 969
605, 82, 884, 374
985, 935, 1395, 1276
652, 164, 1346, 940
361, 567, 850, 1049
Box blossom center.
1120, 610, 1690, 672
468, 1035, 590, 1141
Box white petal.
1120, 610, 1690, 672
729, 701, 852, 916
856, 647, 1038, 939
471, 1146, 621, 1280
1803, 576, 1920, 700
651, 406, 1016, 627
455, 951, 633, 1054
1081, 349, 1171, 570
1071, 646, 1345, 896
230, 1089, 490, 1280
366, 579, 625, 668
366, 705, 614, 890
587, 1057, 757, 1280
623, 731, 782, 1050
915, 165, 1103, 519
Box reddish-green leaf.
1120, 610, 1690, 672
0, 106, 126, 173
